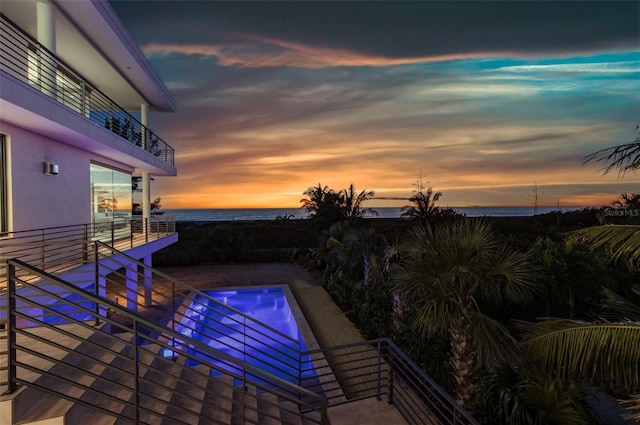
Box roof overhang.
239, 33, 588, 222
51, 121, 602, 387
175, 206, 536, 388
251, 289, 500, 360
0, 0, 176, 112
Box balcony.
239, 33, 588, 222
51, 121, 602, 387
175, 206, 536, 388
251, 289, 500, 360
0, 215, 177, 294
0, 13, 175, 167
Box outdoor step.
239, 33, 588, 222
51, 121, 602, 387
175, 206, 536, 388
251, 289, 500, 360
279, 400, 304, 425
231, 383, 258, 425
10, 330, 117, 424
199, 373, 235, 425
57, 331, 138, 424
121, 344, 183, 424
9, 387, 69, 425
159, 363, 210, 424
257, 391, 284, 425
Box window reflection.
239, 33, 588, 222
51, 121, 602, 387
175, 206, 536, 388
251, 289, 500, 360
90, 163, 131, 241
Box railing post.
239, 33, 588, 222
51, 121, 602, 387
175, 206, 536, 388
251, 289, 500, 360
7, 262, 18, 393
110, 222, 115, 246
242, 367, 247, 423
133, 320, 140, 424
298, 349, 302, 388
81, 78, 86, 116
388, 344, 395, 405
320, 400, 329, 425
171, 280, 175, 358
40, 229, 45, 270
376, 341, 382, 401
83, 224, 89, 262
94, 242, 100, 326
144, 218, 149, 243
243, 316, 247, 363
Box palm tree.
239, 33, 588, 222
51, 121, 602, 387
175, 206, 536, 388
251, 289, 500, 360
521, 129, 640, 420
339, 183, 378, 219
400, 186, 443, 221
300, 183, 343, 224
393, 219, 539, 411
300, 183, 335, 215
522, 285, 640, 421
583, 124, 640, 176
476, 366, 592, 425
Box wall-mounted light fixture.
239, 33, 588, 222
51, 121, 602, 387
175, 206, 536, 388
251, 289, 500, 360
43, 161, 59, 175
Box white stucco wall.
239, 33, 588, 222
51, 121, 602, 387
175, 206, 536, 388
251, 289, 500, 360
1, 122, 134, 231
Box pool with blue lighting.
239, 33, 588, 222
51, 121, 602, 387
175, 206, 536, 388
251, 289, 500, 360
173, 286, 318, 386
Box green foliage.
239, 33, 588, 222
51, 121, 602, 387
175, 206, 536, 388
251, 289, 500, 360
522, 319, 640, 394
400, 185, 443, 220
528, 236, 622, 319
395, 321, 454, 393
316, 221, 395, 338
300, 182, 377, 228
476, 367, 593, 425
393, 219, 541, 410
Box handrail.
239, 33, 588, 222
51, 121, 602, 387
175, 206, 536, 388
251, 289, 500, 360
0, 13, 175, 166
0, 216, 176, 294
299, 338, 479, 425
94, 241, 304, 384
4, 258, 329, 424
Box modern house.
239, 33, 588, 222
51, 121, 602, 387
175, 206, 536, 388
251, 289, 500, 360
0, 1, 476, 424
0, 0, 178, 303
0, 0, 177, 237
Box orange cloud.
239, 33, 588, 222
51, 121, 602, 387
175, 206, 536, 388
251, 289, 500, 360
143, 38, 504, 69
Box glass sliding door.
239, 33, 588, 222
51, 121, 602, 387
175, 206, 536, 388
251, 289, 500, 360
90, 163, 132, 241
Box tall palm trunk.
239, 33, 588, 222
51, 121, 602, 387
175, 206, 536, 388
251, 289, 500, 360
450, 315, 477, 411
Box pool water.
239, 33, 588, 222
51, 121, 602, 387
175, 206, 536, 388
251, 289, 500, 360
172, 287, 316, 386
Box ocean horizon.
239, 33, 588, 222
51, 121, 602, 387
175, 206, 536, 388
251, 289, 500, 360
163, 206, 594, 222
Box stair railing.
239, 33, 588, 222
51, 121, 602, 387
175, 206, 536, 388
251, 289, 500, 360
299, 339, 479, 425
3, 258, 329, 424
93, 241, 304, 386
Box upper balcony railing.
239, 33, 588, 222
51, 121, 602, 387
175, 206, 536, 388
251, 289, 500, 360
0, 13, 175, 167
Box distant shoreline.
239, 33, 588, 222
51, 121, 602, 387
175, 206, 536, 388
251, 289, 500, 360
164, 206, 596, 223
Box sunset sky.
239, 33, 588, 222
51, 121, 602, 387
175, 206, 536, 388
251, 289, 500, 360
110, 1, 640, 209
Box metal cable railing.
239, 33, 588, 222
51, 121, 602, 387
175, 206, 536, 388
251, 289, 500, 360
93, 241, 304, 386
0, 216, 176, 294
3, 259, 329, 424
0, 230, 479, 423
0, 13, 175, 166
300, 339, 479, 425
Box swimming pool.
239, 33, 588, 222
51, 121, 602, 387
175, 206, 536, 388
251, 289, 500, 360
171, 286, 317, 386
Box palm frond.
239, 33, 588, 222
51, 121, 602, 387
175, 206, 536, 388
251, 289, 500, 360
571, 225, 640, 270
601, 286, 640, 322
524, 321, 640, 392
621, 394, 640, 421
583, 130, 640, 176
471, 312, 520, 369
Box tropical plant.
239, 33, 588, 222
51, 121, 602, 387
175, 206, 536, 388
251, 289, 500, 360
400, 185, 443, 221
392, 219, 540, 411
339, 183, 378, 219
520, 129, 640, 420
522, 285, 640, 406
476, 366, 592, 425
583, 124, 640, 176
529, 236, 614, 319
300, 183, 343, 224
523, 318, 640, 392
612, 192, 640, 209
